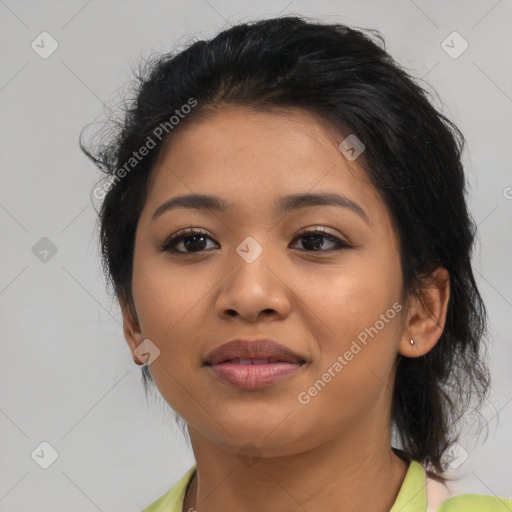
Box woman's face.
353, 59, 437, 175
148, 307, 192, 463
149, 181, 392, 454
124, 105, 411, 457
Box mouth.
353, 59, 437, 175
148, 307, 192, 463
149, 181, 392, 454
214, 357, 297, 364
204, 339, 307, 390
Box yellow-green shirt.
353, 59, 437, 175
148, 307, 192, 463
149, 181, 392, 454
141, 460, 512, 511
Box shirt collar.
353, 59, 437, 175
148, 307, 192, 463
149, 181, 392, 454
390, 460, 428, 512
174, 459, 428, 512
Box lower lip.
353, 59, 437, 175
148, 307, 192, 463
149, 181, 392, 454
206, 362, 304, 389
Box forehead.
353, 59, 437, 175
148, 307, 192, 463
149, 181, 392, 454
144, 106, 384, 222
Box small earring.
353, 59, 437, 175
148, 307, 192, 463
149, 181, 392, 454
410, 339, 415, 345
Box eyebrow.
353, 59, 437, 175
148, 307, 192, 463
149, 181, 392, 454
152, 192, 370, 223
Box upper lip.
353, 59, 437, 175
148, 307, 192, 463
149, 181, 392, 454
204, 339, 306, 365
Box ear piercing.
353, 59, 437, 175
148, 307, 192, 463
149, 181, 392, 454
410, 339, 415, 345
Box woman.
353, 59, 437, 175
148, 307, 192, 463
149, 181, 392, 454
81, 15, 512, 512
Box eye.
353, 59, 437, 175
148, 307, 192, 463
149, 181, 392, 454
159, 228, 218, 254
290, 228, 350, 252
159, 227, 350, 255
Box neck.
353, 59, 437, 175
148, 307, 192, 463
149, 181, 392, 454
183, 422, 409, 512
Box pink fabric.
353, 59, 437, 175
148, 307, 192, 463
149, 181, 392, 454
425, 471, 453, 511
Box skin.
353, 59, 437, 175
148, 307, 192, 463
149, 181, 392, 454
120, 105, 450, 512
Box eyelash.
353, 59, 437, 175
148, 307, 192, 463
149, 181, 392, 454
159, 227, 351, 255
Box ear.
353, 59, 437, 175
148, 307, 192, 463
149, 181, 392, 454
118, 294, 145, 366
398, 267, 450, 358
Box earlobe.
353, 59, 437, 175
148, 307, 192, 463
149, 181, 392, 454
399, 267, 450, 358
118, 295, 145, 366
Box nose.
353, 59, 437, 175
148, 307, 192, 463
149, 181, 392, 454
214, 247, 291, 323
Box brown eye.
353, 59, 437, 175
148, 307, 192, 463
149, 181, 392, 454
290, 230, 350, 252
160, 228, 351, 255
160, 229, 218, 254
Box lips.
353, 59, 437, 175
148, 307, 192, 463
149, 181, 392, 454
204, 339, 306, 366
222, 358, 287, 364
204, 339, 306, 389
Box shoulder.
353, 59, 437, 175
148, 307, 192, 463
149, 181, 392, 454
422, 462, 511, 512
141, 465, 197, 512
435, 493, 512, 511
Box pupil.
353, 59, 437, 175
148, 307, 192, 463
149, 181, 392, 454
304, 235, 323, 250
185, 235, 207, 251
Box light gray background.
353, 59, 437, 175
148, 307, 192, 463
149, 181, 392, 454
1, 0, 511, 510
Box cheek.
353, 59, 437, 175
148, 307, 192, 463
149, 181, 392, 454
131, 260, 211, 416
314, 253, 402, 334
132, 253, 211, 335
297, 282, 402, 433
130, 256, 212, 387
307, 255, 403, 387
